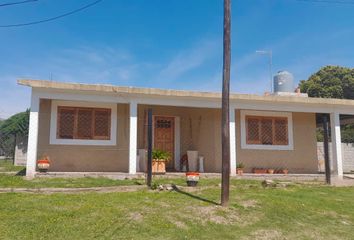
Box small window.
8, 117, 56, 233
57, 107, 111, 140
246, 116, 288, 146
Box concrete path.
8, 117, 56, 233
0, 185, 147, 194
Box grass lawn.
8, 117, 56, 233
0, 177, 353, 239
0, 159, 25, 172
0, 174, 141, 188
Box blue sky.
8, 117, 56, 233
0, 0, 353, 118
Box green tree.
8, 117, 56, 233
0, 110, 29, 158
299, 66, 354, 143
299, 66, 354, 99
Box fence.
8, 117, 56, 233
317, 142, 354, 173
0, 134, 28, 166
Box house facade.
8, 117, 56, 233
19, 79, 354, 178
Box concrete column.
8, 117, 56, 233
26, 91, 40, 178
230, 108, 237, 176
330, 112, 343, 178
129, 101, 138, 174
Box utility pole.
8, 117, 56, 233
221, 0, 231, 207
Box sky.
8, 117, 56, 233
0, 0, 353, 119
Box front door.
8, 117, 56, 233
154, 116, 175, 170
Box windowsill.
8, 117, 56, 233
50, 138, 116, 146
241, 143, 294, 151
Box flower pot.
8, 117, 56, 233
152, 159, 166, 174
187, 151, 199, 172
253, 168, 267, 174
186, 172, 200, 187
281, 169, 289, 174
236, 168, 244, 175
267, 169, 274, 174
37, 159, 50, 173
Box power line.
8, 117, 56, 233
0, 0, 103, 28
0, 0, 38, 7
296, 0, 354, 4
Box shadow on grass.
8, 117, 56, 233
15, 168, 26, 176
172, 184, 220, 205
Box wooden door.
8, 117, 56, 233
154, 116, 175, 170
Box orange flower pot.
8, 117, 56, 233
236, 168, 244, 175
152, 159, 166, 174
37, 159, 50, 172
186, 172, 200, 187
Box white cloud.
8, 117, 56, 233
157, 39, 220, 82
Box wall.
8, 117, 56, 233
14, 135, 28, 166
236, 111, 318, 174
37, 100, 319, 173
137, 107, 318, 174
37, 99, 130, 172
317, 142, 354, 173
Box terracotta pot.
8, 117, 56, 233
253, 168, 267, 174
37, 159, 50, 173
236, 168, 244, 175
282, 169, 289, 174
152, 159, 166, 174
267, 169, 274, 174
186, 172, 200, 187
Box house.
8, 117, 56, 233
18, 79, 354, 179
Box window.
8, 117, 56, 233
240, 110, 293, 150
57, 107, 111, 140
245, 116, 288, 145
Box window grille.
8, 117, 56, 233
246, 116, 288, 146
156, 119, 172, 128
57, 107, 111, 140
94, 109, 111, 139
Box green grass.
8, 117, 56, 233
0, 177, 353, 239
0, 174, 141, 188
0, 160, 25, 172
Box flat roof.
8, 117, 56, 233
17, 79, 354, 107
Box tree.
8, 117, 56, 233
0, 110, 29, 158
299, 66, 354, 99
299, 66, 354, 143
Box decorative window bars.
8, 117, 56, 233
57, 106, 111, 140
245, 116, 288, 146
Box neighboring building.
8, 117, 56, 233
18, 79, 354, 178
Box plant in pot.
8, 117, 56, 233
152, 149, 170, 174
37, 155, 50, 173
236, 162, 245, 175
186, 172, 200, 187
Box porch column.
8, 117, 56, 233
129, 101, 138, 174
26, 90, 40, 178
330, 112, 343, 178
230, 108, 237, 176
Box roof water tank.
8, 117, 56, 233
273, 71, 294, 93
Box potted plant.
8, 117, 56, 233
186, 172, 200, 187
152, 149, 170, 174
236, 162, 245, 175
37, 155, 50, 173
